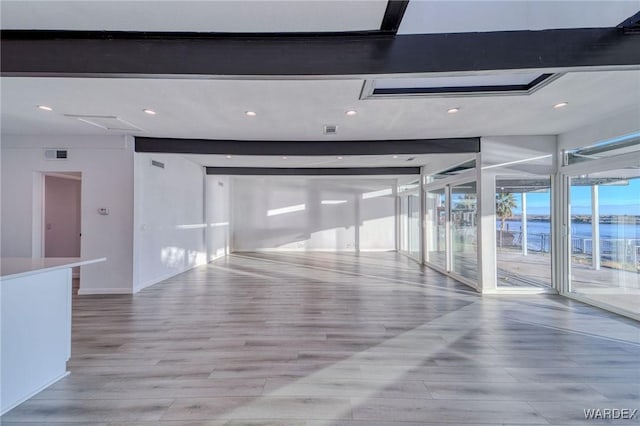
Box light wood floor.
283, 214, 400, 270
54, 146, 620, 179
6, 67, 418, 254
3, 252, 639, 425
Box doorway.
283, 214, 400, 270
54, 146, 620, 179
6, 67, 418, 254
43, 172, 82, 292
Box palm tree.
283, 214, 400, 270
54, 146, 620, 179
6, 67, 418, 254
496, 193, 517, 247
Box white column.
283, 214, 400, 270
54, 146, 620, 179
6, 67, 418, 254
354, 192, 361, 252
592, 185, 600, 270
445, 185, 452, 272
521, 192, 528, 256
477, 168, 497, 292
203, 172, 211, 262
420, 169, 426, 264
393, 180, 399, 252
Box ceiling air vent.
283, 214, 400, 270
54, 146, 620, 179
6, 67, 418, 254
44, 149, 68, 160
323, 125, 338, 135
151, 159, 165, 169
64, 114, 145, 132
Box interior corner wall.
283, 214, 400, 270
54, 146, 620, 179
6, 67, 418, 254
558, 108, 640, 151
206, 175, 230, 262
422, 153, 477, 175
133, 153, 206, 292
480, 135, 557, 174
230, 176, 395, 252
0, 135, 134, 294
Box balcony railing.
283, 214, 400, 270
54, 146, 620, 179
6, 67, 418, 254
498, 230, 640, 269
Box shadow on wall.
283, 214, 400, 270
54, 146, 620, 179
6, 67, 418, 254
232, 177, 399, 251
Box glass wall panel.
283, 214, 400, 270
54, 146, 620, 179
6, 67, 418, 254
451, 182, 478, 281
565, 133, 640, 165
425, 188, 446, 268
569, 168, 640, 315
408, 194, 420, 259
496, 177, 552, 287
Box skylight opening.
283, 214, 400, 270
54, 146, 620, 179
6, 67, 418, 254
363, 73, 560, 99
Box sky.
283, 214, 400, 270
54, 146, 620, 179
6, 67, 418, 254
447, 177, 639, 216
504, 177, 639, 216
570, 177, 640, 216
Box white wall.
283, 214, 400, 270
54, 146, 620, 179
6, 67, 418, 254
44, 175, 81, 258
1, 135, 134, 294
206, 175, 230, 261
133, 153, 206, 292
481, 135, 557, 175
134, 153, 207, 291
422, 153, 477, 176
558, 108, 640, 152
231, 176, 395, 252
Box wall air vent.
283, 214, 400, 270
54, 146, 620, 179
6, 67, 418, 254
44, 149, 68, 160
64, 114, 145, 132
151, 159, 165, 169
323, 125, 338, 135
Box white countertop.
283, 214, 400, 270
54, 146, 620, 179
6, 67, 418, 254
0, 257, 106, 280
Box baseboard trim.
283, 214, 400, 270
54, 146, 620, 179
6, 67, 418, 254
78, 287, 132, 295
133, 263, 205, 293
208, 253, 227, 262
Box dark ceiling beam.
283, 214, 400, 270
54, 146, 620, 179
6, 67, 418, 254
135, 137, 480, 155
2, 28, 640, 77
206, 167, 420, 176
380, 0, 410, 33
618, 10, 640, 34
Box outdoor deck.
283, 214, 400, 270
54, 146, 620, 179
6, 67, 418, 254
497, 249, 639, 315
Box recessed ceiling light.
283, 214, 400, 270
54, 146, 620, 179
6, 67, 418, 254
225, 155, 232, 159
143, 109, 156, 115
392, 155, 399, 159
282, 156, 288, 160
345, 110, 357, 116
553, 102, 568, 109
447, 107, 460, 114
37, 105, 53, 112
245, 111, 257, 117
337, 156, 343, 160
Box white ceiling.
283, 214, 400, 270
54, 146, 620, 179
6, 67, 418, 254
2, 70, 639, 141
398, 1, 639, 34
3, 1, 639, 170
3, 1, 637, 34
0, 1, 388, 33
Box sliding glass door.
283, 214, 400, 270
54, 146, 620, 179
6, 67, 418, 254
450, 182, 478, 281
561, 136, 640, 318
425, 188, 447, 269
423, 174, 478, 287
567, 169, 639, 315
496, 177, 552, 288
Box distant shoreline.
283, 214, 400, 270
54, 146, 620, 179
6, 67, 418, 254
505, 215, 639, 225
